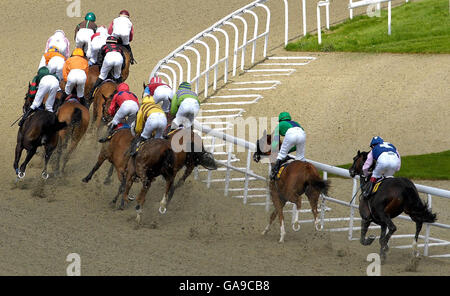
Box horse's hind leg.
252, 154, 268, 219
135, 179, 151, 226
175, 164, 195, 189
103, 164, 114, 185
378, 213, 397, 263
412, 222, 423, 257
360, 218, 376, 246
19, 147, 38, 175
262, 209, 278, 235
305, 186, 320, 230
14, 142, 24, 176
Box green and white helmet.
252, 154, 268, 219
85, 12, 96, 22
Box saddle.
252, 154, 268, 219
274, 158, 295, 180
92, 79, 116, 99
101, 123, 130, 142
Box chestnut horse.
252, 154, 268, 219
84, 46, 131, 105
54, 97, 90, 174
349, 150, 437, 263
119, 138, 175, 225
91, 80, 117, 132
82, 127, 134, 204
253, 131, 330, 243
158, 127, 217, 213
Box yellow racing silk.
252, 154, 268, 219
135, 96, 165, 134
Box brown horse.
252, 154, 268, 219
14, 109, 67, 180
82, 127, 134, 204
91, 80, 117, 131
84, 46, 131, 104
349, 150, 437, 263
119, 138, 175, 225
253, 131, 330, 243
158, 127, 217, 213
54, 97, 90, 174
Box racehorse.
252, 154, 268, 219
14, 109, 67, 180
82, 127, 134, 204
53, 96, 90, 174
158, 127, 217, 213
119, 138, 175, 225
349, 150, 437, 263
253, 130, 330, 243
91, 80, 117, 132
84, 46, 131, 103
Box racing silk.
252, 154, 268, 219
28, 73, 59, 99
363, 142, 401, 176
135, 96, 165, 134
75, 20, 98, 39
144, 82, 170, 96
108, 17, 134, 41
170, 88, 199, 115
63, 56, 89, 82
98, 43, 124, 66
108, 90, 139, 116
271, 120, 304, 152
45, 31, 70, 59
44, 49, 66, 65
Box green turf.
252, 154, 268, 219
286, 0, 450, 53
335, 150, 450, 180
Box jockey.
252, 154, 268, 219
170, 82, 200, 131
131, 96, 167, 155
38, 46, 66, 80
362, 136, 401, 199
108, 10, 135, 64
45, 30, 70, 59
19, 67, 60, 126
99, 83, 139, 142
62, 48, 89, 106
144, 76, 173, 113
88, 36, 125, 101
88, 26, 109, 65
74, 12, 98, 55
270, 112, 306, 180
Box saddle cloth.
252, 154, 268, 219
275, 158, 295, 180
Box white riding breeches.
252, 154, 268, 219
141, 112, 167, 140
153, 85, 173, 113
31, 75, 60, 112
112, 100, 139, 126
65, 69, 87, 98
277, 127, 306, 161
47, 56, 65, 80
75, 28, 94, 55
89, 36, 107, 65
99, 52, 123, 80
172, 98, 200, 129
372, 152, 401, 179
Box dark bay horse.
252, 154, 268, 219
14, 110, 67, 180
349, 150, 437, 262
253, 130, 330, 243
54, 97, 90, 174
158, 127, 217, 213
82, 127, 134, 204
119, 138, 175, 225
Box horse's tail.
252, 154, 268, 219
71, 107, 82, 127
310, 178, 330, 196
161, 148, 175, 175
404, 184, 437, 224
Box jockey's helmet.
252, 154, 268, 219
85, 12, 96, 22
106, 36, 119, 43
72, 48, 84, 57
117, 83, 130, 92
119, 10, 130, 17
150, 76, 162, 84
278, 112, 291, 122
37, 66, 50, 76
179, 82, 191, 90
370, 136, 384, 148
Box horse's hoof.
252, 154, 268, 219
413, 250, 420, 257
41, 172, 49, 180
292, 221, 301, 232
82, 177, 89, 183
18, 171, 25, 179
128, 194, 136, 201
315, 223, 324, 231
278, 239, 285, 244
159, 206, 167, 214
103, 179, 111, 185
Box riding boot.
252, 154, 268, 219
18, 108, 36, 127
114, 76, 123, 84
130, 136, 147, 156
79, 96, 87, 108
98, 124, 116, 143
88, 78, 104, 101
270, 159, 284, 180
124, 44, 135, 64
60, 92, 68, 102
363, 177, 377, 200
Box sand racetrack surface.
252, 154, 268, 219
0, 0, 449, 275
